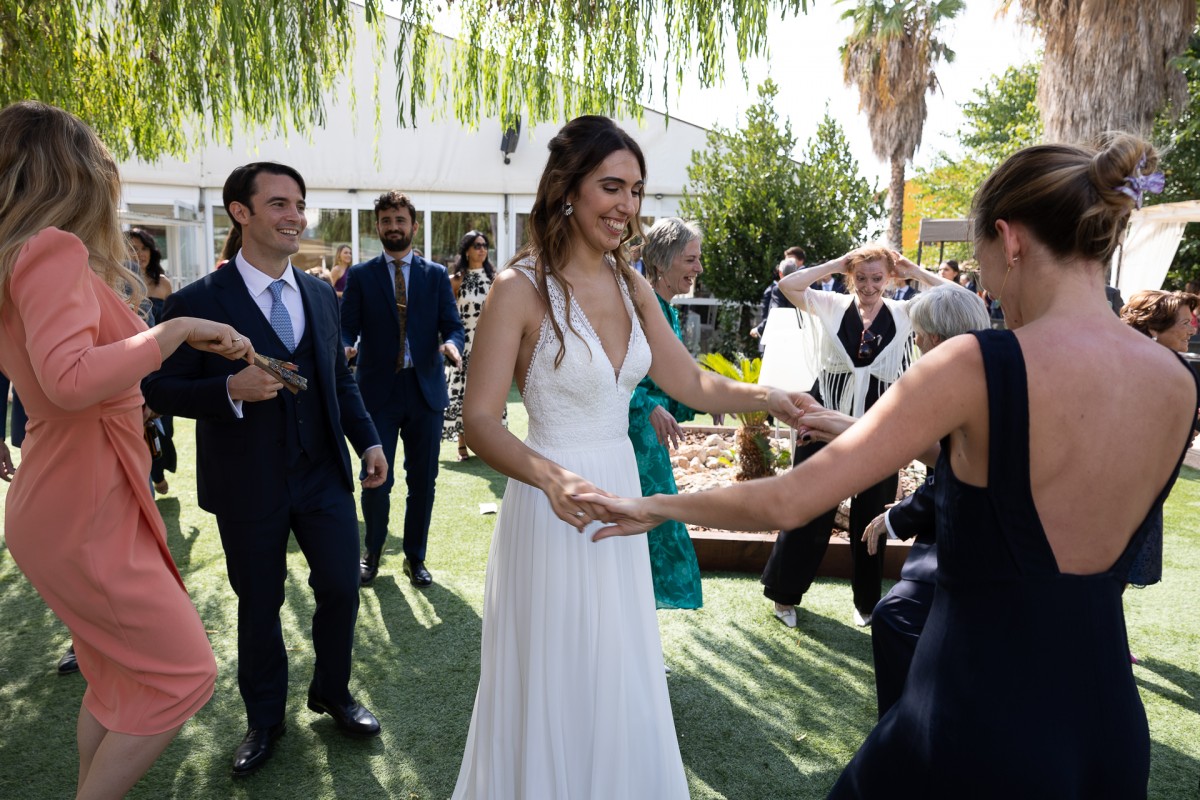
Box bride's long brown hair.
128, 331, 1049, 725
511, 115, 646, 367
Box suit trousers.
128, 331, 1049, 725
216, 455, 360, 728
761, 438, 895, 614
871, 577, 935, 718
360, 368, 441, 562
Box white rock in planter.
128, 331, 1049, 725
704, 433, 724, 447
704, 457, 720, 468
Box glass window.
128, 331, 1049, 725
357, 209, 383, 263
212, 208, 234, 268
296, 208, 352, 272
515, 213, 530, 253
430, 211, 498, 269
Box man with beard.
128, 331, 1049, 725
341, 191, 465, 588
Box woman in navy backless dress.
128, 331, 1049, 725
585, 134, 1195, 799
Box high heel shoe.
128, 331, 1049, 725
456, 445, 471, 462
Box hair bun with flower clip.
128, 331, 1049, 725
1114, 156, 1165, 209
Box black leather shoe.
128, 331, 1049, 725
360, 552, 380, 585
231, 722, 285, 776
306, 690, 381, 737
403, 558, 432, 587
57, 645, 79, 675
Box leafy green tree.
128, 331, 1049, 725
796, 111, 886, 261
3, 0, 812, 161
681, 81, 880, 357
1152, 32, 1200, 288
907, 61, 1041, 261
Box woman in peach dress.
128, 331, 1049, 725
0, 101, 253, 800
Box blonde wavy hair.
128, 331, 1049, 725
0, 101, 144, 313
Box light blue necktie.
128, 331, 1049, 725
268, 279, 295, 351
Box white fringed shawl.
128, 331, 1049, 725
798, 288, 914, 418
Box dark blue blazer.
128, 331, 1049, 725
340, 253, 465, 413
887, 474, 938, 584
143, 264, 380, 520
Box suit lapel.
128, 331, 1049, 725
213, 264, 282, 353
369, 254, 402, 331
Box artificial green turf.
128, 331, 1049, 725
0, 391, 1197, 798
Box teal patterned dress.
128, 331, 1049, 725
628, 294, 703, 609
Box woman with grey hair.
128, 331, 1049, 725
905, 285, 991, 353
628, 217, 705, 609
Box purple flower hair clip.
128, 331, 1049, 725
1115, 156, 1165, 209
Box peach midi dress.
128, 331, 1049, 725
0, 228, 215, 735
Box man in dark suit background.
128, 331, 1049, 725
144, 162, 387, 776
341, 191, 465, 588
862, 477, 937, 719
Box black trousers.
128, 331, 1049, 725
761, 438, 896, 614
871, 578, 935, 718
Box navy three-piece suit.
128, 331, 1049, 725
143, 260, 380, 728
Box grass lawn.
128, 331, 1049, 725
1, 388, 1198, 798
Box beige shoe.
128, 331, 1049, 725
773, 603, 797, 629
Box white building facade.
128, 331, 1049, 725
118, 14, 716, 286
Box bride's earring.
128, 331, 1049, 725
562, 201, 574, 217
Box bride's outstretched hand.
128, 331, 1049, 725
573, 492, 665, 541
766, 389, 818, 430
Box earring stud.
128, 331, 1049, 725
563, 201, 574, 217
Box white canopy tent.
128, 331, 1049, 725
1113, 200, 1200, 295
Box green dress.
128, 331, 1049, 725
628, 294, 703, 609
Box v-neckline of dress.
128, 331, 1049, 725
569, 287, 635, 386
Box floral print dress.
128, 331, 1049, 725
444, 267, 504, 439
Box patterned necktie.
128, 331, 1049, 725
395, 261, 408, 370
268, 279, 296, 351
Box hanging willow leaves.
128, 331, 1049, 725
0, 0, 809, 160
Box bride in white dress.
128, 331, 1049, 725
455, 115, 807, 799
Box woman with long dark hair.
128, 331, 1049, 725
451, 115, 807, 799
443, 229, 501, 460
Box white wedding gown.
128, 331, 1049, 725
452, 266, 689, 799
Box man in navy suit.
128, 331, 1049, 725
862, 477, 937, 719
144, 162, 388, 776
341, 191, 465, 588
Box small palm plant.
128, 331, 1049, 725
696, 353, 774, 481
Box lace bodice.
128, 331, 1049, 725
516, 266, 651, 450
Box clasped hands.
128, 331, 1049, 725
567, 390, 828, 540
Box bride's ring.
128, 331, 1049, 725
574, 511, 586, 518
232, 337, 243, 342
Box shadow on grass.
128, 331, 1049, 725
665, 591, 876, 798
1136, 656, 1200, 707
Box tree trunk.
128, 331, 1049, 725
888, 154, 906, 252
